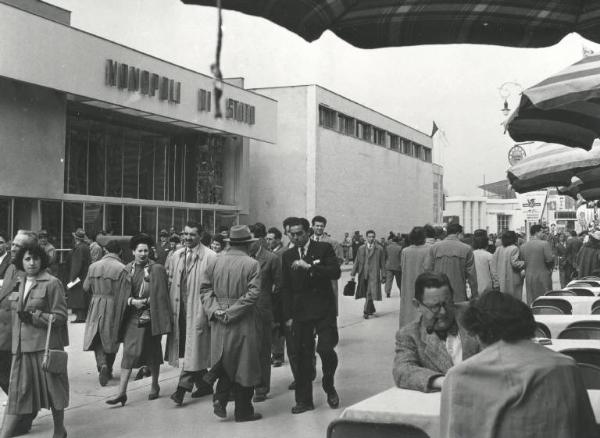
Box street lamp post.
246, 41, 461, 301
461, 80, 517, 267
498, 81, 523, 117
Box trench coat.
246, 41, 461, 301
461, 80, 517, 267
519, 237, 553, 303
120, 260, 171, 340
492, 245, 524, 300
165, 244, 216, 370
576, 237, 600, 279
0, 265, 20, 352
352, 244, 385, 301
82, 253, 130, 353
201, 247, 262, 387
67, 241, 91, 310
399, 244, 430, 328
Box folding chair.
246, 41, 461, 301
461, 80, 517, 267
558, 327, 600, 340
561, 349, 600, 368
534, 322, 551, 339
327, 419, 430, 438
575, 363, 600, 390
545, 290, 577, 297
565, 288, 595, 297
532, 298, 572, 314
532, 306, 564, 315
567, 320, 600, 330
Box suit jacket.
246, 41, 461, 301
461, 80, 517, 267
281, 240, 341, 322
384, 242, 402, 271
393, 311, 480, 393
352, 244, 385, 301
440, 340, 597, 438
0, 254, 10, 280
0, 264, 20, 351
254, 246, 282, 322
565, 236, 583, 267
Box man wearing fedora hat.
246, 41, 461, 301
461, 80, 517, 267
68, 227, 91, 323
202, 225, 263, 422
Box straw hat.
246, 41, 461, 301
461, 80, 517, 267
224, 225, 257, 243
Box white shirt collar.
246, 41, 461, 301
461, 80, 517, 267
0, 253, 6, 265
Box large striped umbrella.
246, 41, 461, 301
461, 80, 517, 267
182, 1, 600, 49
506, 53, 600, 150
507, 143, 600, 193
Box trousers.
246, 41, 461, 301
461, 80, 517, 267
213, 362, 254, 419
178, 369, 210, 391
292, 316, 338, 405
385, 270, 402, 296
255, 318, 272, 396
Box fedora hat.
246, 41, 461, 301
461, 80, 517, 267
225, 225, 257, 243
72, 228, 86, 239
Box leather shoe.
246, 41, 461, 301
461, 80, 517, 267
326, 389, 340, 408
235, 413, 262, 422
272, 359, 283, 368
291, 403, 314, 414
213, 400, 226, 418
191, 386, 213, 398
98, 365, 109, 387
253, 393, 267, 403
170, 387, 185, 406
288, 381, 296, 390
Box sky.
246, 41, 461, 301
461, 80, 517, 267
47, 0, 600, 196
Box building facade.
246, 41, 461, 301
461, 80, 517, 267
0, 1, 276, 252
247, 85, 441, 240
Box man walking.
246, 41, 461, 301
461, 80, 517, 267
167, 221, 217, 406
266, 227, 287, 368
384, 235, 403, 298
282, 217, 341, 414
68, 227, 91, 323
351, 230, 385, 318
83, 240, 129, 386
565, 230, 583, 280
424, 223, 478, 302
520, 224, 554, 303
312, 216, 344, 313
202, 225, 263, 422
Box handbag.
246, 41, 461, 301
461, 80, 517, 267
343, 279, 356, 297
42, 314, 68, 375
136, 273, 151, 328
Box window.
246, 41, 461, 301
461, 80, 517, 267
88, 130, 106, 196
106, 204, 123, 235
0, 198, 11, 243
497, 214, 510, 233
124, 205, 140, 235
401, 139, 411, 155
357, 121, 372, 142
373, 128, 386, 146
337, 113, 355, 136
63, 202, 83, 248
141, 206, 157, 238
412, 143, 421, 158
173, 208, 187, 233
41, 200, 61, 247
318, 105, 336, 129
66, 124, 88, 195
389, 134, 400, 150
202, 210, 215, 234
423, 148, 432, 163
84, 203, 103, 235
158, 208, 172, 234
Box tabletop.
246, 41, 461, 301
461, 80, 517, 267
339, 387, 600, 438
535, 314, 600, 338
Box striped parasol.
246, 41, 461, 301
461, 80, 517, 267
507, 143, 600, 193
182, 1, 600, 49
506, 53, 600, 150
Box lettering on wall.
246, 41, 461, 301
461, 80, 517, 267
105, 59, 181, 103
225, 98, 255, 125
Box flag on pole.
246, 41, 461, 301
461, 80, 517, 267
431, 121, 439, 137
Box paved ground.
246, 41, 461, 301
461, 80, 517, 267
3, 268, 403, 438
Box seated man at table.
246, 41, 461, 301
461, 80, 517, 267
440, 290, 597, 438
392, 272, 480, 392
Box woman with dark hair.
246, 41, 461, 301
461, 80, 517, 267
0, 244, 68, 438
399, 227, 429, 327
440, 291, 597, 438
211, 235, 226, 254
106, 234, 171, 406
491, 231, 524, 300
472, 234, 496, 294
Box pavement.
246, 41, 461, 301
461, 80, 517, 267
3, 268, 403, 438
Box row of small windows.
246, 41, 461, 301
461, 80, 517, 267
318, 105, 432, 163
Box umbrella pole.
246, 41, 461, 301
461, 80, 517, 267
211, 0, 224, 118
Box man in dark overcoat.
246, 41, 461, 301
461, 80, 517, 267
68, 228, 91, 322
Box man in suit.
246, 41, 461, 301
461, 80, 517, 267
393, 272, 480, 393
351, 230, 386, 318
0, 234, 11, 280
68, 228, 91, 323
384, 235, 403, 298
312, 215, 343, 314
281, 217, 341, 414
520, 224, 554, 303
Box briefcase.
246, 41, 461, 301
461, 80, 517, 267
42, 314, 68, 375
343, 279, 356, 297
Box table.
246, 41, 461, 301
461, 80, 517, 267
535, 315, 600, 338
534, 296, 600, 315
543, 339, 600, 353
337, 387, 600, 438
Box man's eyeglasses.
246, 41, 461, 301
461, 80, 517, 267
417, 300, 449, 314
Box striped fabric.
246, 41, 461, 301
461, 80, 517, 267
507, 144, 600, 193
182, 0, 600, 48
507, 53, 600, 150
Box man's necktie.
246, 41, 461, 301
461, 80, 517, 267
300, 246, 305, 260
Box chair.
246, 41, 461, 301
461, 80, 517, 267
558, 327, 600, 340
561, 348, 600, 368
532, 306, 564, 315
327, 420, 430, 438
534, 322, 551, 338
567, 321, 600, 330
575, 363, 600, 390
545, 290, 577, 297
569, 281, 600, 288
532, 298, 572, 314
565, 288, 595, 296
593, 307, 600, 315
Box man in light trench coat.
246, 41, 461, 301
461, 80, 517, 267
167, 221, 217, 406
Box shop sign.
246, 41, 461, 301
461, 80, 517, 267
517, 190, 548, 222
105, 59, 181, 103
225, 98, 255, 125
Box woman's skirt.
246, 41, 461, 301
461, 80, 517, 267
7, 351, 69, 414
121, 311, 163, 369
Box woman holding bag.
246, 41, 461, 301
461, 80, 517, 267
0, 244, 69, 438
106, 234, 171, 406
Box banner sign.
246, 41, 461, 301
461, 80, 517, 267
517, 190, 548, 222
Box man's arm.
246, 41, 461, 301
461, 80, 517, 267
280, 253, 293, 324
311, 243, 341, 280
350, 246, 361, 277
224, 261, 262, 323
543, 241, 555, 270
392, 329, 444, 393
69, 246, 82, 281
465, 249, 478, 299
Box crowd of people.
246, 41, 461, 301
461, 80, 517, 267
0, 217, 597, 437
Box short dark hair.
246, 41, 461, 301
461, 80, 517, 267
212, 234, 225, 247
366, 230, 375, 237
14, 243, 49, 271
169, 235, 180, 244
200, 231, 212, 247
288, 217, 310, 232
501, 230, 518, 247
461, 290, 535, 344
129, 233, 154, 250
282, 217, 296, 231
473, 229, 487, 238
409, 227, 426, 246
104, 240, 121, 255
312, 215, 327, 226
185, 221, 203, 233
267, 227, 282, 240
472, 234, 488, 250
414, 272, 453, 302
570, 230, 577, 237
253, 222, 267, 238
447, 223, 463, 235
530, 224, 542, 235
423, 224, 436, 239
